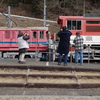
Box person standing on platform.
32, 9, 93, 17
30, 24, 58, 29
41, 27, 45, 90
46, 32, 54, 62
57, 26, 72, 66
17, 30, 30, 64
73, 32, 84, 66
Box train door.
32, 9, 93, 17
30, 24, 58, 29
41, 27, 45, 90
10, 30, 18, 49
39, 30, 46, 51
3, 30, 18, 50
24, 30, 32, 50
0, 30, 5, 49
30, 30, 39, 51
3, 30, 11, 49
1, 30, 21, 51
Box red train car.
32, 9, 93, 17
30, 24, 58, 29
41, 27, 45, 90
0, 27, 48, 58
58, 15, 100, 60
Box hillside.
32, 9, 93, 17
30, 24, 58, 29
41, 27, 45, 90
0, 14, 59, 35
0, 3, 60, 34
1, 1, 100, 20
0, 0, 100, 34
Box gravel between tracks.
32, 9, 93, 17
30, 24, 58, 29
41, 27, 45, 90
0, 68, 100, 84
0, 97, 100, 100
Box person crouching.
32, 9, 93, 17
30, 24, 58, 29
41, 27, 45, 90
17, 30, 30, 64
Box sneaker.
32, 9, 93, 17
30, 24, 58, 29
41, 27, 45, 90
19, 61, 25, 64
64, 63, 67, 66
80, 64, 83, 66
18, 61, 21, 63
58, 63, 61, 65
75, 63, 78, 65
18, 60, 26, 63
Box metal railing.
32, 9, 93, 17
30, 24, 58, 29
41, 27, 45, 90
1, 43, 100, 64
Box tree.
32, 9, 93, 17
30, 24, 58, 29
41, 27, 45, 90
0, 0, 4, 4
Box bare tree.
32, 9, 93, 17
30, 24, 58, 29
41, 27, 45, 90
0, 0, 4, 5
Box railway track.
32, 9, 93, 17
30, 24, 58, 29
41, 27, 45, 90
0, 65, 100, 88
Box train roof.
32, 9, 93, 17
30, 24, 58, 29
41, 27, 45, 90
0, 27, 48, 30
58, 16, 100, 20
83, 13, 100, 17
28, 27, 48, 30
58, 16, 100, 24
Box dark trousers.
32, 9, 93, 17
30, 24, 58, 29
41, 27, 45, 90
18, 48, 27, 60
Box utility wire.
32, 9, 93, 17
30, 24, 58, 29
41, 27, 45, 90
1, 12, 17, 27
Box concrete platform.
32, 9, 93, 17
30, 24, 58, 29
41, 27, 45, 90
0, 88, 100, 96
0, 58, 100, 69
0, 58, 100, 97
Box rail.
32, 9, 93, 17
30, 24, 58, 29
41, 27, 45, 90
0, 65, 100, 88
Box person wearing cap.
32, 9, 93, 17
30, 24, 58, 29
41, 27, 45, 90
57, 26, 72, 66
17, 30, 30, 64
73, 32, 84, 66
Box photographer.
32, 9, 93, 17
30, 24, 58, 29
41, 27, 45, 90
57, 26, 72, 66
17, 30, 30, 64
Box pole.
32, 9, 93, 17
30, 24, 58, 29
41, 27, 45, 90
88, 45, 90, 64
8, 6, 11, 28
44, 0, 46, 27
83, 0, 85, 15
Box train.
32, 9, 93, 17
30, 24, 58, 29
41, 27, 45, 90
0, 12, 57, 60
0, 27, 50, 59
57, 14, 100, 60
1, 13, 100, 61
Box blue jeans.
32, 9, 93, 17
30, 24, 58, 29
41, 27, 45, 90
58, 54, 68, 64
50, 49, 53, 61
75, 50, 83, 64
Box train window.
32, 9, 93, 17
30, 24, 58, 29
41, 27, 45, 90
86, 21, 100, 24
33, 31, 37, 39
77, 21, 81, 30
67, 20, 81, 30
72, 21, 76, 30
40, 31, 44, 39
5, 31, 10, 39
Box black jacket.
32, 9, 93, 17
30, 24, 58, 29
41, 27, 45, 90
57, 30, 72, 54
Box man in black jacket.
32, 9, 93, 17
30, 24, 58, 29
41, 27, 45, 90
57, 26, 72, 66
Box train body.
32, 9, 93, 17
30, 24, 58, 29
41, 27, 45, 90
58, 15, 100, 60
0, 27, 49, 58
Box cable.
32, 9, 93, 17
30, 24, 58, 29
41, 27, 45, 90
1, 12, 17, 27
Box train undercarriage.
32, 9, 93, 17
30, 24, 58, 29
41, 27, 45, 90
70, 44, 100, 61
0, 44, 100, 61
